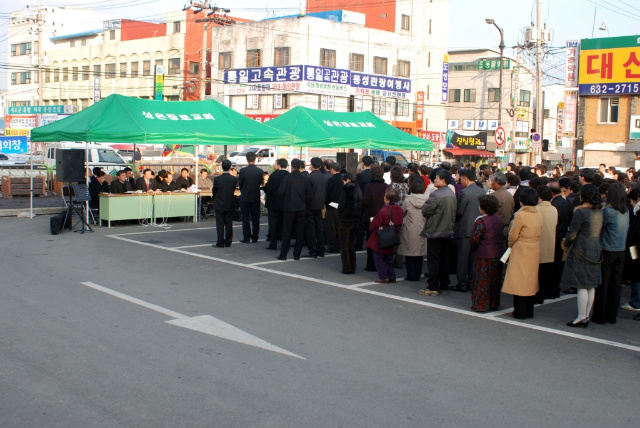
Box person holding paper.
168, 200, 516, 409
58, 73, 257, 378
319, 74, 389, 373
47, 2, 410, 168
621, 187, 640, 313
502, 187, 543, 319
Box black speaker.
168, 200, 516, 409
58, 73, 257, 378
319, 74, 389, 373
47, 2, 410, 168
336, 152, 359, 174
542, 139, 549, 152
56, 149, 86, 183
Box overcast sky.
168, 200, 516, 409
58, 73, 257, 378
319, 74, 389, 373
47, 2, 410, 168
1, 0, 638, 92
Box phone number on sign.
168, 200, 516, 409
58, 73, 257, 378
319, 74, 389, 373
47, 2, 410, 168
579, 83, 640, 95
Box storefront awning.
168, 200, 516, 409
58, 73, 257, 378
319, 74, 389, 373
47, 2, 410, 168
443, 148, 495, 157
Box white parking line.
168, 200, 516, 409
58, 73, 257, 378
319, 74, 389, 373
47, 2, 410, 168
107, 230, 640, 354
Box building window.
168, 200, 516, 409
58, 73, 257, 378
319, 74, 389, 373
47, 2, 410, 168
401, 14, 410, 30
428, 52, 431, 67
82, 65, 89, 80
19, 72, 31, 84
274, 94, 288, 109
599, 97, 619, 123
452, 63, 476, 71
81, 99, 89, 109
81, 38, 87, 47
72, 66, 79, 81
246, 49, 260, 67
168, 58, 180, 75
246, 94, 259, 109
274, 47, 290, 66
44, 69, 51, 83
220, 52, 233, 69
397, 60, 410, 77
173, 21, 181, 33
62, 67, 69, 82
320, 48, 336, 68
427, 85, 430, 100
105, 63, 116, 79
130, 61, 138, 77
349, 53, 364, 72
429, 19, 432, 34
449, 89, 461, 102
11, 42, 32, 56
53, 69, 60, 82
93, 64, 101, 77
488, 88, 500, 102
519, 89, 531, 107
110, 30, 116, 40
10, 73, 16, 85
11, 101, 30, 107
464, 89, 476, 102
70, 40, 75, 48
189, 61, 200, 75
372, 98, 386, 115
373, 56, 387, 75
120, 62, 127, 78
143, 60, 151, 76
396, 99, 409, 116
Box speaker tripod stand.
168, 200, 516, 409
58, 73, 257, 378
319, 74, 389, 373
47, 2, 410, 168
63, 184, 93, 234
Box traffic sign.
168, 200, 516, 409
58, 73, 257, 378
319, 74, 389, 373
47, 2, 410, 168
495, 149, 505, 157
495, 126, 506, 146
532, 132, 541, 148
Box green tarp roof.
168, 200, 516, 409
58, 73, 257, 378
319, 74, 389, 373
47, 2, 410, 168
265, 106, 433, 151
30, 94, 298, 146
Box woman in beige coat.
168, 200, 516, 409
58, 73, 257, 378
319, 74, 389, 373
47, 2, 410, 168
502, 187, 543, 319
398, 175, 428, 281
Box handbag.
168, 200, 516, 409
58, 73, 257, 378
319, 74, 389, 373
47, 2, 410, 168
377, 206, 400, 249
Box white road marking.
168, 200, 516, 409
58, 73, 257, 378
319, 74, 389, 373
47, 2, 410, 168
106, 231, 640, 354
80, 281, 304, 359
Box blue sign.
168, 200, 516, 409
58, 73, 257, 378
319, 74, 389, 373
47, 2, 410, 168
0, 136, 28, 154
532, 132, 541, 142
579, 82, 640, 96
223, 65, 411, 94
7, 105, 68, 115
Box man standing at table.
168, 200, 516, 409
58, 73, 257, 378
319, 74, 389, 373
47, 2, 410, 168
212, 160, 238, 247
135, 168, 157, 192
238, 151, 264, 243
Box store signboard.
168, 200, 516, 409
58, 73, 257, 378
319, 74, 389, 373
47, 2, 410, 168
563, 90, 578, 137
441, 54, 449, 103
566, 40, 579, 88
578, 36, 640, 95
0, 136, 28, 154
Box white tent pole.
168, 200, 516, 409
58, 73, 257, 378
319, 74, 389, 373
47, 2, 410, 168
194, 144, 199, 223
29, 139, 34, 218
86, 142, 90, 225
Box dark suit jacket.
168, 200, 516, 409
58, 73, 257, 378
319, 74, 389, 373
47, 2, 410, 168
551, 194, 572, 242
175, 176, 193, 190
238, 164, 264, 203
455, 183, 486, 238
88, 180, 103, 208
362, 179, 389, 221
325, 173, 344, 205
263, 169, 289, 210
212, 172, 238, 212
307, 170, 327, 210
279, 170, 312, 212
135, 177, 157, 191
127, 177, 137, 189
110, 179, 130, 194
356, 168, 371, 194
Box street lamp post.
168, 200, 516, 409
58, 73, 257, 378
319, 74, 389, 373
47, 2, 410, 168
485, 17, 505, 128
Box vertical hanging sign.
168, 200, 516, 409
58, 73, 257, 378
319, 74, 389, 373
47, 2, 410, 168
565, 41, 579, 88
441, 54, 449, 103
93, 77, 101, 104
154, 65, 164, 101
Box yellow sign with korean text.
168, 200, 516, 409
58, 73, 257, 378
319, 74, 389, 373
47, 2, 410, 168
578, 46, 640, 85
5, 128, 31, 137
515, 106, 529, 120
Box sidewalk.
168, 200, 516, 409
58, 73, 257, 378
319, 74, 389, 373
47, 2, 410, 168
0, 194, 65, 217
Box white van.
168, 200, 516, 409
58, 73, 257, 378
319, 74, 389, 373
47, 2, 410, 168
43, 142, 128, 175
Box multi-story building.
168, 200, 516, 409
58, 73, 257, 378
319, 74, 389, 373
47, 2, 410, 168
445, 48, 536, 163
575, 35, 640, 169
209, 0, 449, 139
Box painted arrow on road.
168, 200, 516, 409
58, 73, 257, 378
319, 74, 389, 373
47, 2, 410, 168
81, 281, 304, 359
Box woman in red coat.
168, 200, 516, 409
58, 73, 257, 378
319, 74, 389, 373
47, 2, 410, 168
367, 188, 404, 283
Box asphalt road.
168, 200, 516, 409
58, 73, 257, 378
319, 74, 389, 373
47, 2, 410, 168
1, 215, 638, 428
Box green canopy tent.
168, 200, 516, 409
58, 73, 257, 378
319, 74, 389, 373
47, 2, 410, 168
264, 106, 433, 151
30, 94, 298, 146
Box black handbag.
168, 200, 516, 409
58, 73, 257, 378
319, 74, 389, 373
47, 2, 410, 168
377, 206, 400, 249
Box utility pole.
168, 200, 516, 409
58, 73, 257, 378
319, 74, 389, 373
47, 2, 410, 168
535, 0, 543, 165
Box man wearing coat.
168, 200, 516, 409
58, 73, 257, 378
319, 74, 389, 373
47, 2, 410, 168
278, 159, 312, 261
212, 160, 238, 248
548, 180, 571, 298
303, 157, 328, 258
263, 158, 289, 250
452, 168, 486, 292
325, 162, 344, 254
238, 151, 264, 243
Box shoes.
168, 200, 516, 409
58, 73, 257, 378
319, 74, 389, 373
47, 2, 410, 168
294, 256, 301, 261
440, 289, 450, 295
389, 279, 397, 283
375, 279, 390, 284
225, 243, 232, 247
301, 254, 317, 258
213, 243, 224, 248
364, 267, 377, 272
562, 287, 578, 294
566, 318, 589, 328
251, 238, 259, 243
240, 239, 251, 243
265, 245, 277, 250
403, 277, 419, 281
277, 255, 287, 261
318, 253, 325, 258
620, 303, 640, 312
341, 271, 355, 274
418, 289, 440, 296
451, 285, 469, 293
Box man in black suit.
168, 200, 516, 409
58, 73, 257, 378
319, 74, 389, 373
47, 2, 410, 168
303, 157, 328, 258
355, 155, 372, 251
135, 168, 157, 192
110, 170, 132, 194
263, 158, 289, 250
548, 179, 572, 298
212, 160, 238, 247
278, 158, 312, 261
124, 167, 136, 190
238, 151, 264, 243
175, 168, 193, 190
324, 162, 344, 253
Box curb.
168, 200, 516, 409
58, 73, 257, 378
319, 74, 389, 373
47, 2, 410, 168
0, 207, 63, 217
